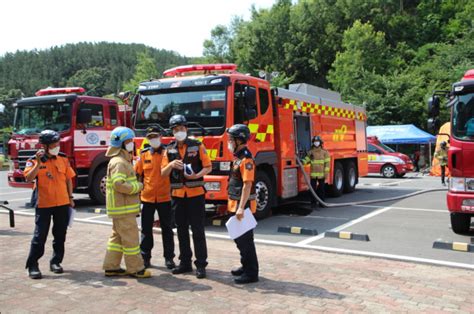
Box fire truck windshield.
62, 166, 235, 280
135, 86, 226, 134
452, 93, 474, 141
13, 102, 72, 135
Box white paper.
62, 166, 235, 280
68, 207, 75, 228
225, 208, 257, 240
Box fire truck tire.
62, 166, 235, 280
381, 164, 397, 178
255, 171, 274, 219
89, 166, 107, 205
329, 162, 344, 197
450, 213, 471, 234
343, 161, 357, 193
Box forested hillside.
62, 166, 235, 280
203, 0, 474, 127
0, 42, 190, 127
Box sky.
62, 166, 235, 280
1, 0, 276, 57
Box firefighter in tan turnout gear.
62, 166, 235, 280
303, 136, 331, 209
102, 127, 151, 278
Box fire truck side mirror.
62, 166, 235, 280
428, 96, 440, 117
427, 117, 440, 133
77, 109, 92, 125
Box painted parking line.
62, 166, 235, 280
297, 206, 392, 246
354, 204, 446, 213
2, 198, 31, 203
0, 191, 32, 196
81, 214, 109, 221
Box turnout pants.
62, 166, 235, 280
140, 201, 175, 260
173, 194, 208, 268
234, 227, 259, 278
26, 205, 69, 268
310, 178, 326, 206
103, 215, 144, 273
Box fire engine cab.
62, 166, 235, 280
132, 64, 369, 218
7, 87, 130, 204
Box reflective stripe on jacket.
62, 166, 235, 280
303, 147, 331, 179
106, 149, 143, 217
434, 148, 448, 166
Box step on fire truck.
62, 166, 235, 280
132, 64, 368, 218
428, 69, 474, 234
7, 87, 131, 204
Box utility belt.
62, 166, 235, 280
170, 180, 205, 189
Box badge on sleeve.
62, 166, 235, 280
245, 162, 254, 171
26, 161, 33, 167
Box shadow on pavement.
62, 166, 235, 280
60, 270, 128, 288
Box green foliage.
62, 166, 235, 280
123, 50, 160, 92
204, 0, 473, 129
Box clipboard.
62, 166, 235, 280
225, 208, 257, 240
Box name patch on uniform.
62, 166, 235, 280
144, 160, 152, 164
187, 151, 198, 158
187, 146, 199, 153
39, 166, 47, 169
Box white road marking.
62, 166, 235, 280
296, 206, 392, 246
81, 214, 108, 221
1, 197, 31, 202
1, 210, 472, 270
0, 191, 32, 196
273, 215, 349, 221
355, 204, 446, 213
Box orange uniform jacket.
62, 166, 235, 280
24, 153, 75, 208
228, 155, 257, 213
134, 147, 171, 203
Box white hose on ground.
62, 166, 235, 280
295, 157, 446, 208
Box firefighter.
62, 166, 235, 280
303, 136, 330, 208
134, 125, 175, 269
434, 141, 448, 186
226, 124, 259, 284
102, 126, 151, 278
161, 115, 212, 279
23, 130, 76, 279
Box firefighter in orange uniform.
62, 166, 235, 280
161, 115, 212, 279
226, 124, 259, 284
24, 130, 76, 279
102, 127, 151, 278
135, 125, 175, 269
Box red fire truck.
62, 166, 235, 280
132, 64, 368, 218
428, 69, 474, 234
7, 87, 131, 204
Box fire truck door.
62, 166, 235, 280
294, 115, 311, 159
74, 103, 109, 168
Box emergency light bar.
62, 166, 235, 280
35, 87, 86, 96
163, 64, 238, 77
462, 69, 474, 81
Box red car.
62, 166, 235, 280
367, 136, 414, 178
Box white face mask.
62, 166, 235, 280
125, 142, 134, 152
314, 141, 321, 147
148, 138, 161, 148
174, 131, 187, 142
227, 142, 235, 153
48, 146, 60, 156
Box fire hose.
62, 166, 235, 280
295, 157, 447, 208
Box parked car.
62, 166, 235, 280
367, 136, 414, 178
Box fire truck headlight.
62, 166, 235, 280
205, 182, 221, 191
219, 162, 231, 171
449, 177, 466, 192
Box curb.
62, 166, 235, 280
325, 231, 370, 241
277, 226, 318, 236
433, 240, 474, 253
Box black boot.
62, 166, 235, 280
50, 263, 63, 274
28, 266, 42, 279
196, 267, 206, 279
231, 267, 244, 276
165, 258, 176, 269
172, 264, 192, 274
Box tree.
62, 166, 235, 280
0, 88, 23, 128
122, 50, 160, 92
67, 67, 110, 96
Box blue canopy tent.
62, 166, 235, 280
367, 124, 437, 168
366, 124, 436, 144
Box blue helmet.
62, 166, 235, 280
110, 127, 135, 148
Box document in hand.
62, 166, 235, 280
225, 208, 257, 240
68, 207, 75, 228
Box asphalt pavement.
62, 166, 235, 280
1, 171, 472, 269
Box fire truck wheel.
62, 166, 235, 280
329, 162, 344, 197
255, 171, 274, 219
450, 213, 471, 234
89, 166, 107, 205
343, 161, 357, 193
381, 164, 397, 178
